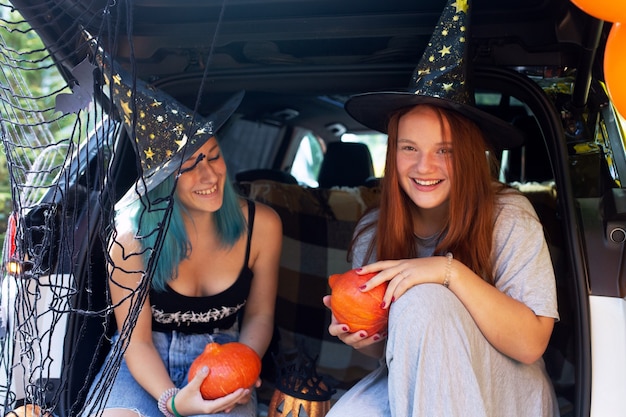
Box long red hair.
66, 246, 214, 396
354, 104, 504, 284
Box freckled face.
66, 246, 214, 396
175, 137, 226, 214
396, 106, 453, 212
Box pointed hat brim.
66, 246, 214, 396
114, 91, 244, 210
84, 32, 245, 210
345, 91, 524, 150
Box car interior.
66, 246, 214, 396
45, 72, 581, 416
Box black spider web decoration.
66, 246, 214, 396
0, 0, 226, 415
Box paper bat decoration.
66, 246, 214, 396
54, 57, 96, 114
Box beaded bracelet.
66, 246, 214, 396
157, 387, 180, 417
443, 252, 453, 288
171, 394, 184, 417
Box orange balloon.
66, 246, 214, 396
571, 0, 626, 22
604, 23, 626, 119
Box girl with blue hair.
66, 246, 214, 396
84, 83, 282, 417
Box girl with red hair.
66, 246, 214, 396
324, 104, 559, 416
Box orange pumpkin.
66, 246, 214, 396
187, 342, 261, 400
328, 269, 389, 335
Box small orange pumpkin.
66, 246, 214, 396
329, 269, 389, 335
188, 342, 261, 400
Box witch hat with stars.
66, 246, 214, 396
345, 0, 523, 150
89, 36, 244, 209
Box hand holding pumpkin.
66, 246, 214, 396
170, 342, 261, 415
174, 364, 254, 415
188, 342, 262, 400
327, 269, 389, 335
323, 294, 386, 354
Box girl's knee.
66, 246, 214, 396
389, 284, 459, 323
387, 284, 476, 347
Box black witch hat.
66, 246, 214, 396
345, 0, 523, 150
89, 36, 244, 209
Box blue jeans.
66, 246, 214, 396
83, 328, 257, 417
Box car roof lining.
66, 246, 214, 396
10, 0, 608, 141
12, 0, 600, 79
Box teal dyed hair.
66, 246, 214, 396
117, 171, 246, 292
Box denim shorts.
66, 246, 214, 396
83, 327, 257, 417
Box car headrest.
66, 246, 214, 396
317, 142, 375, 188
235, 168, 298, 184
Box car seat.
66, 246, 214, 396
505, 115, 554, 183
235, 168, 298, 184
317, 142, 375, 188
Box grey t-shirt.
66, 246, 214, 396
351, 190, 559, 321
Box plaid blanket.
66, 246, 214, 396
238, 180, 382, 392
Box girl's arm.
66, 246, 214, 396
443, 258, 554, 364
358, 255, 554, 364
108, 234, 175, 399
238, 202, 282, 358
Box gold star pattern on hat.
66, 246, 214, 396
409, 0, 472, 103
452, 0, 469, 14
87, 33, 244, 208
98, 56, 217, 176
439, 45, 452, 57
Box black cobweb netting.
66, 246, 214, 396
0, 1, 225, 415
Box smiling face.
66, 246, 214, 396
396, 106, 453, 214
175, 136, 227, 216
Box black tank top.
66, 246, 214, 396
149, 200, 255, 334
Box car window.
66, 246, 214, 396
289, 130, 324, 187
219, 118, 284, 179
219, 119, 281, 177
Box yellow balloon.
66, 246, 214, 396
604, 23, 626, 119
571, 0, 626, 22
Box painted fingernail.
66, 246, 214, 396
373, 335, 380, 341
359, 285, 367, 290
359, 332, 367, 338
356, 267, 363, 272
380, 301, 386, 309
342, 326, 349, 332
391, 296, 396, 303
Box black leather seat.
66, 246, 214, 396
317, 142, 375, 188
505, 115, 553, 183
235, 168, 298, 184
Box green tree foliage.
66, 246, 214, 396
0, 4, 71, 239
